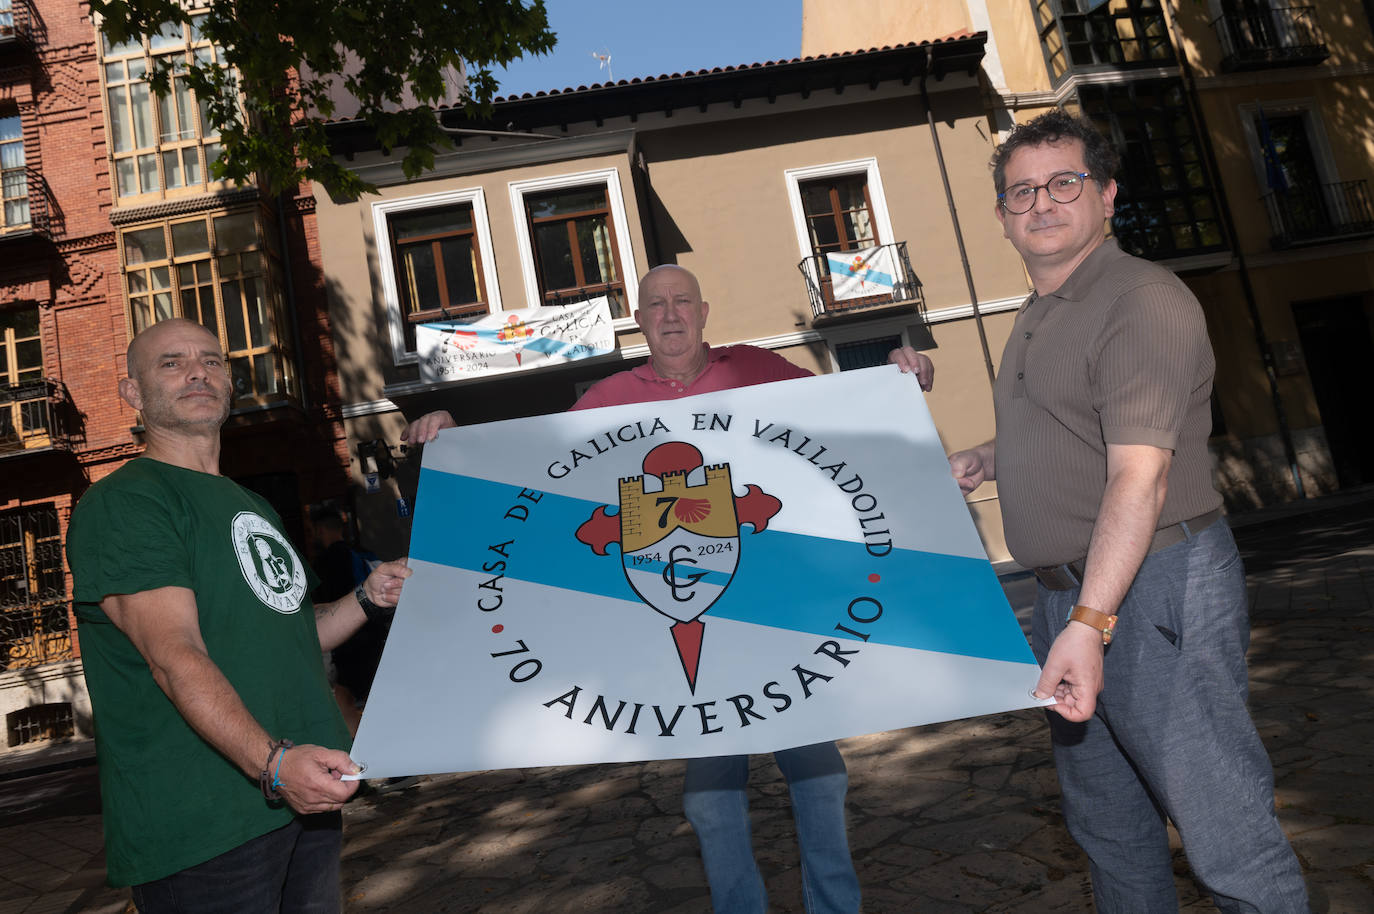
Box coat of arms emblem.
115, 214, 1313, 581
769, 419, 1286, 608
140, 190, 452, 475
576, 441, 781, 691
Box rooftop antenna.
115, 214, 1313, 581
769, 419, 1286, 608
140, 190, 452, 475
591, 48, 613, 83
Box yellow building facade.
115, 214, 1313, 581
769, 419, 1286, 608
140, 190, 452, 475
806, 0, 1374, 507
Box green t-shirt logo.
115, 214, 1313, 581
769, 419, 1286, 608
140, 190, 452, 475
231, 511, 307, 613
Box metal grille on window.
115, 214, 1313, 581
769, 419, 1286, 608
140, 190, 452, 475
7, 703, 75, 747
0, 505, 71, 672
834, 336, 901, 372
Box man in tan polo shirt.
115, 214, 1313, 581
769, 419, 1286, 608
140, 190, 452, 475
892, 110, 1306, 913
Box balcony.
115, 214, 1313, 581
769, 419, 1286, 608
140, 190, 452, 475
0, 168, 55, 241
0, 0, 32, 47
1263, 180, 1374, 249
799, 241, 927, 326
0, 379, 73, 458
1034, 0, 1175, 84
1212, 6, 1329, 72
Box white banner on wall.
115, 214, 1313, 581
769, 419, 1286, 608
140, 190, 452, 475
349, 366, 1049, 778
415, 297, 615, 383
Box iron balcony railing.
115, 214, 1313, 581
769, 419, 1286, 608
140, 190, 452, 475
0, 0, 32, 46
1262, 180, 1374, 249
544, 283, 629, 320
0, 378, 72, 456
799, 240, 925, 322
1212, 6, 1328, 71
0, 168, 54, 240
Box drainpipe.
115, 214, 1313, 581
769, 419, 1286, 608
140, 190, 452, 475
920, 50, 997, 391
276, 192, 311, 415
1164, 2, 1305, 499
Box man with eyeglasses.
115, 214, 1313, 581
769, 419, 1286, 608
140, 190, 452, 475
891, 110, 1307, 912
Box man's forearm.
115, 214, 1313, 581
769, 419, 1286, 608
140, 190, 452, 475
1076, 445, 1171, 617
149, 642, 274, 779
315, 590, 368, 653
316, 560, 410, 651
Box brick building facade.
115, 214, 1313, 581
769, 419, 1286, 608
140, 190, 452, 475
0, 0, 350, 759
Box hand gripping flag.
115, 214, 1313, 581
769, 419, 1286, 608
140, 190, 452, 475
348, 366, 1050, 778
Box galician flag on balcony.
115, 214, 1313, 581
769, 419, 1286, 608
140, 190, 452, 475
347, 367, 1050, 778
826, 246, 896, 301
415, 296, 615, 384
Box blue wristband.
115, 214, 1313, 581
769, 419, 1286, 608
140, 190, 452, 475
271, 739, 294, 791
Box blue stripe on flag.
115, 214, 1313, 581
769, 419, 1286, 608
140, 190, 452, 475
410, 470, 1033, 665
521, 336, 611, 359
627, 559, 735, 587
825, 255, 895, 289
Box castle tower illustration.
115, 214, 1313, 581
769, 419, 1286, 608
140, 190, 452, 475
577, 441, 781, 692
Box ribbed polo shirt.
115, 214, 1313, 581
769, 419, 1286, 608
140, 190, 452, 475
572, 343, 812, 410
994, 239, 1222, 568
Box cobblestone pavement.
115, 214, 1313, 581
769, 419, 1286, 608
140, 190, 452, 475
2, 497, 1370, 913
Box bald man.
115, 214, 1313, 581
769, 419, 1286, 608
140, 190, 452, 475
68, 318, 410, 912
404, 266, 934, 913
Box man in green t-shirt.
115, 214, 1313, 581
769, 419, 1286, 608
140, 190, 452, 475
67, 318, 411, 912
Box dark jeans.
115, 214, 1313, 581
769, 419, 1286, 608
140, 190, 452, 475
132, 813, 342, 914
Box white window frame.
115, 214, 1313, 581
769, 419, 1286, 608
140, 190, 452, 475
1237, 99, 1339, 193
820, 317, 920, 373
372, 187, 502, 365
783, 158, 896, 262
508, 167, 639, 328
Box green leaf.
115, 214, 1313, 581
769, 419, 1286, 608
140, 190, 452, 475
95, 0, 555, 198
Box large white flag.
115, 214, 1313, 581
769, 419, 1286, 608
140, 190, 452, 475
349, 366, 1048, 778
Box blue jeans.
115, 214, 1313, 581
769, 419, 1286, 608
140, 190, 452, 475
682, 742, 860, 914
132, 813, 342, 914
1032, 520, 1308, 914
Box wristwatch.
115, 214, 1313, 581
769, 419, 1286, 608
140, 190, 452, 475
1067, 604, 1117, 645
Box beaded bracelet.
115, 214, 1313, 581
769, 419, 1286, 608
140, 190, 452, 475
259, 738, 294, 801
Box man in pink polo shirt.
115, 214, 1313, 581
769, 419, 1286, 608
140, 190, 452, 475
403, 265, 933, 913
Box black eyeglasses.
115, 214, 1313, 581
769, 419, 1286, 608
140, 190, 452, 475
998, 172, 1093, 214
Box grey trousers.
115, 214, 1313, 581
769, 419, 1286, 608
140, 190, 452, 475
1032, 519, 1308, 914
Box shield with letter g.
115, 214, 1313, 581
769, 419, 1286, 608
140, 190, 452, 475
577, 441, 781, 692
618, 448, 741, 624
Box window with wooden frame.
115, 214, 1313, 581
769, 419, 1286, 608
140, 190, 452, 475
524, 185, 628, 317
0, 305, 44, 445
0, 114, 27, 231
120, 211, 296, 404
0, 306, 41, 388
388, 203, 489, 350
798, 174, 880, 256
99, 12, 226, 202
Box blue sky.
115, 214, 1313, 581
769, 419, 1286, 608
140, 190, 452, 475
494, 0, 803, 98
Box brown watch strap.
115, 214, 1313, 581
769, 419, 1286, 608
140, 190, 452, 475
1068, 604, 1118, 645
